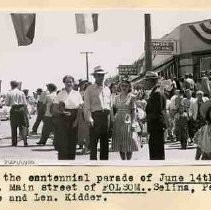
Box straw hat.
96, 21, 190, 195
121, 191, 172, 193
91, 66, 107, 75
145, 71, 159, 79
200, 100, 211, 119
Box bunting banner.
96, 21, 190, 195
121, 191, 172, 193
189, 20, 211, 44
75, 13, 98, 34
11, 13, 36, 46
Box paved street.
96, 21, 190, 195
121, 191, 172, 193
0, 115, 197, 162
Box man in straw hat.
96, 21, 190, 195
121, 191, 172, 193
84, 66, 111, 160
145, 71, 167, 160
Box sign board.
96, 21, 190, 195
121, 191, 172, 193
118, 65, 138, 75
151, 39, 177, 55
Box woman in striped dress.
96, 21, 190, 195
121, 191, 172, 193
111, 80, 138, 160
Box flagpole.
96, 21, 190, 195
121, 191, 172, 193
80, 51, 93, 81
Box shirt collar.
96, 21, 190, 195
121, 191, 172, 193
94, 83, 104, 88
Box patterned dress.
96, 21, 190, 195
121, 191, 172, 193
111, 93, 138, 152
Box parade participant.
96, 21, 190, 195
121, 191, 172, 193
182, 89, 196, 144
31, 88, 46, 134
52, 75, 83, 160
194, 100, 211, 160
189, 91, 209, 135
184, 73, 195, 91
135, 91, 147, 144
201, 74, 211, 98
108, 82, 119, 142
84, 66, 111, 160
111, 80, 138, 160
5, 80, 28, 146
169, 89, 184, 140
174, 104, 189, 149
22, 89, 30, 136
36, 83, 57, 145
145, 71, 167, 160
77, 80, 91, 154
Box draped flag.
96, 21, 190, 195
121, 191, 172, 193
189, 20, 211, 45
11, 13, 36, 46
75, 13, 98, 34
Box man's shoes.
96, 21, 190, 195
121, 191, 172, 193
24, 142, 28, 147
36, 141, 45, 145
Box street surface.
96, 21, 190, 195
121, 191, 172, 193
0, 115, 197, 162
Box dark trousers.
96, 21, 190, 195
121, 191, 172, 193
39, 116, 54, 144
32, 103, 45, 132
10, 105, 28, 146
57, 109, 78, 160
149, 128, 165, 160
90, 111, 110, 160
52, 116, 59, 150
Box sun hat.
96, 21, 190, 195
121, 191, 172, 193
91, 66, 107, 75
144, 71, 159, 79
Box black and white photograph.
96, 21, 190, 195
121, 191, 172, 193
1, 10, 211, 162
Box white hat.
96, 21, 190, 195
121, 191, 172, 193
91, 66, 107, 75
145, 71, 159, 79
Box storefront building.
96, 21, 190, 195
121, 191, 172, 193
132, 19, 211, 84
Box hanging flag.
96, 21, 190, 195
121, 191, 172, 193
75, 13, 98, 34
11, 13, 36, 46
189, 20, 211, 45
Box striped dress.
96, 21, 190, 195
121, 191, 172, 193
111, 94, 138, 152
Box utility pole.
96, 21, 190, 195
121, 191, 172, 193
144, 14, 152, 72
80, 51, 93, 81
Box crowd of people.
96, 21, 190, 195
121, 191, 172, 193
3, 66, 211, 160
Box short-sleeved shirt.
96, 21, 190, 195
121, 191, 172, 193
54, 89, 83, 109
5, 88, 27, 106
45, 92, 57, 117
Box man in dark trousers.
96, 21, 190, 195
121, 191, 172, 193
5, 81, 28, 146
145, 71, 167, 160
31, 88, 46, 134
36, 83, 57, 145
84, 66, 111, 160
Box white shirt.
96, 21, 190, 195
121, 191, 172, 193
84, 84, 111, 122
54, 89, 83, 109
5, 88, 27, 106
45, 92, 57, 117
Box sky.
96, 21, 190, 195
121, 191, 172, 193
1, 9, 211, 93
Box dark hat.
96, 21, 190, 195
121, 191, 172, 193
36, 88, 43, 92
145, 71, 159, 79
10, 80, 19, 86
200, 100, 211, 119
46, 83, 57, 91
22, 89, 29, 94
79, 79, 88, 86
91, 66, 107, 75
